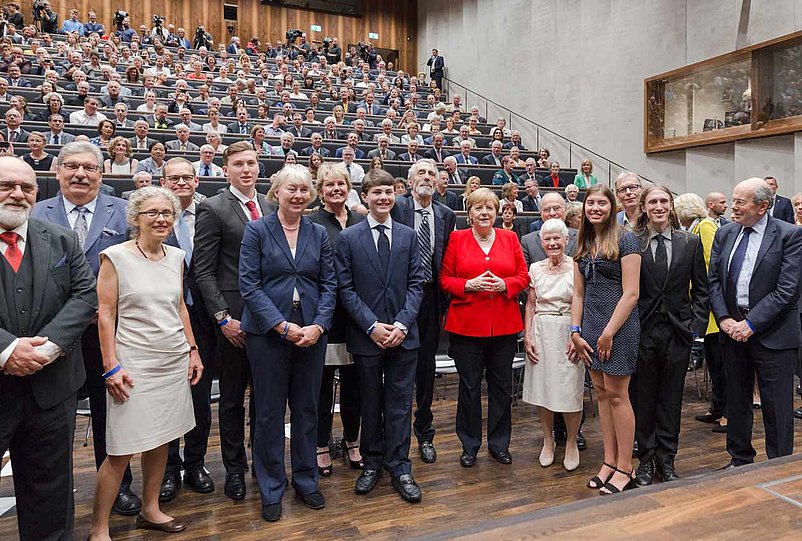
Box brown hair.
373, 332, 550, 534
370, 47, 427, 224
223, 140, 257, 166
575, 184, 622, 261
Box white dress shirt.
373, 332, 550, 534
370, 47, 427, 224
63, 195, 98, 231
0, 221, 64, 369
728, 213, 768, 309
229, 185, 263, 219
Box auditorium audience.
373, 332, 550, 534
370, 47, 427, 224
440, 188, 529, 468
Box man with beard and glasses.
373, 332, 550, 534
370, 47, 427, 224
1, 157, 97, 541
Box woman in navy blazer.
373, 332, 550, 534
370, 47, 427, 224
239, 165, 337, 522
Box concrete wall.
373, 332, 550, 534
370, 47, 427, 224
417, 0, 802, 197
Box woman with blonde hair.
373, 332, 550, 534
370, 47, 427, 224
104, 136, 139, 174
461, 176, 481, 211
308, 163, 365, 477
574, 158, 598, 189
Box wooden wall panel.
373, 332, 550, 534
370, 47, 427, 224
16, 0, 417, 70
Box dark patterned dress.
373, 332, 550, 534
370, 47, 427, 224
577, 230, 641, 375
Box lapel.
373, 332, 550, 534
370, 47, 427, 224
265, 212, 296, 269
27, 220, 51, 322
387, 221, 404, 282
84, 194, 116, 253
226, 188, 249, 225
754, 216, 777, 273
719, 225, 739, 295
357, 220, 384, 281
433, 204, 445, 261
668, 230, 686, 278
45, 194, 70, 229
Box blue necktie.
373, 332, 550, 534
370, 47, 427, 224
175, 210, 193, 305
376, 224, 390, 277
726, 227, 753, 314
203, 164, 210, 177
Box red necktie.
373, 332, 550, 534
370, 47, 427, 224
1, 231, 22, 272
245, 200, 260, 221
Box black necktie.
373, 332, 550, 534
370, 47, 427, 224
203, 164, 210, 176
726, 227, 753, 314
376, 224, 390, 276
417, 209, 433, 282
52, 133, 59, 145
654, 235, 668, 286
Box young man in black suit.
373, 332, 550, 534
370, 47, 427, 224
392, 160, 456, 463
335, 169, 424, 503
193, 142, 276, 501
632, 186, 708, 486
0, 157, 98, 541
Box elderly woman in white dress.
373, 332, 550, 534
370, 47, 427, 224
523, 218, 585, 472
89, 187, 203, 540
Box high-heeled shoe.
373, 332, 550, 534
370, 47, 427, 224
316, 448, 333, 477
587, 462, 615, 489
341, 438, 364, 469
600, 467, 636, 495
539, 440, 556, 467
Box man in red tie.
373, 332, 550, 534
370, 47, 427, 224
0, 157, 98, 541
193, 141, 276, 502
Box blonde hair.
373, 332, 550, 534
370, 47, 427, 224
463, 175, 480, 198
315, 162, 351, 196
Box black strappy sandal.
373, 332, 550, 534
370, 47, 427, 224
600, 467, 635, 495
587, 462, 616, 489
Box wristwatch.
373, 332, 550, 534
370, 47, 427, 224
569, 325, 582, 336
214, 309, 230, 323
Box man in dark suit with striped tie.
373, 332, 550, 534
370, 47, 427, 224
392, 159, 456, 464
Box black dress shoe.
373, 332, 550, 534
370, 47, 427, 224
634, 459, 655, 487
657, 463, 680, 482
576, 431, 587, 451
712, 423, 727, 433
794, 408, 802, 420
159, 471, 180, 503
184, 465, 215, 494
489, 449, 512, 464
391, 473, 421, 503
419, 441, 437, 463
296, 490, 325, 510
113, 489, 142, 516
224, 472, 246, 501
460, 451, 476, 468
695, 412, 722, 423
262, 503, 282, 522
354, 469, 381, 495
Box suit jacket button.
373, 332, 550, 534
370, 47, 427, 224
19, 309, 26, 314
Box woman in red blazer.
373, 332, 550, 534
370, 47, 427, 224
440, 188, 530, 467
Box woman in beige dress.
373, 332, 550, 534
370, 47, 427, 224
89, 187, 203, 540
523, 218, 585, 472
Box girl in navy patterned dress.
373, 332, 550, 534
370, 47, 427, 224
570, 185, 641, 495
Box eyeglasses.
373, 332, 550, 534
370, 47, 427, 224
138, 210, 175, 219
616, 184, 642, 194
60, 162, 100, 173
164, 175, 195, 185
0, 180, 36, 195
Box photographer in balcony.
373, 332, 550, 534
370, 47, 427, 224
357, 41, 377, 69
60, 8, 84, 35
114, 13, 135, 43
34, 1, 58, 34
323, 37, 342, 64
194, 25, 213, 50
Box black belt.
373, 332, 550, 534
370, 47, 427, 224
291, 300, 302, 310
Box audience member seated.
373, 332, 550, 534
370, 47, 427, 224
3, 108, 29, 142
166, 124, 200, 152
301, 133, 331, 157
120, 171, 154, 199
136, 141, 167, 176
574, 158, 598, 188
454, 140, 478, 166
104, 136, 139, 174
493, 157, 519, 186
540, 162, 568, 188
398, 141, 423, 162
194, 145, 225, 177
21, 131, 57, 171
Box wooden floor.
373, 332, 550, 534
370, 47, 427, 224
2, 371, 802, 540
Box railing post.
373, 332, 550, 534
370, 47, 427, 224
536, 127, 540, 153
569, 143, 572, 169
608, 162, 612, 187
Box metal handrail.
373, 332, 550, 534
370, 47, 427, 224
442, 76, 656, 188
